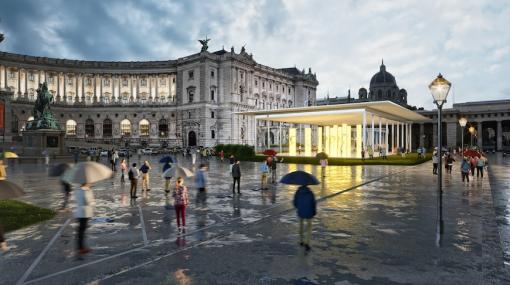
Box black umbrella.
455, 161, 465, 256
280, 171, 320, 186
49, 163, 74, 177
159, 156, 175, 164
0, 180, 25, 199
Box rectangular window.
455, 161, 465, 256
28, 73, 35, 81
188, 71, 194, 80
210, 89, 215, 101
8, 72, 15, 79
211, 111, 215, 118
122, 79, 128, 86
67, 78, 73, 86
140, 79, 147, 87
262, 82, 265, 88
255, 80, 258, 86
188, 112, 191, 119
211, 130, 215, 139
211, 70, 215, 78
48, 76, 54, 84
160, 79, 166, 86
87, 78, 92, 86
104, 79, 110, 86
173, 77, 176, 83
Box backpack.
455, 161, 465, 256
128, 169, 134, 180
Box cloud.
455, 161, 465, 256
1, 0, 509, 110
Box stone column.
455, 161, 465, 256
111, 75, 114, 103
497, 120, 503, 151
446, 122, 457, 148
63, 73, 67, 103
17, 69, 21, 96
93, 75, 98, 103
477, 121, 483, 148
56, 72, 60, 102
75, 74, 80, 102
136, 75, 140, 102
3, 66, 8, 89
155, 76, 159, 102
24, 70, 28, 98
99, 75, 103, 102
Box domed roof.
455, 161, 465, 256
370, 60, 397, 87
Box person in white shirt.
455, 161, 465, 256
74, 183, 96, 257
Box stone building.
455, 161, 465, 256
0, 42, 318, 148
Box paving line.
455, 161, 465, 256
24, 166, 417, 284
16, 218, 72, 285
138, 205, 149, 246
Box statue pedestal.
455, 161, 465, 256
22, 129, 66, 156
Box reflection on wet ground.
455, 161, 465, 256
0, 154, 509, 284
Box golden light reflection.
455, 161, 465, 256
289, 128, 296, 156
324, 126, 330, 155
356, 124, 362, 158
304, 127, 312, 156
173, 269, 191, 285
317, 127, 323, 153
330, 125, 338, 157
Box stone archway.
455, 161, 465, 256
188, 131, 197, 147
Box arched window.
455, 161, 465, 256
387, 90, 391, 100
103, 118, 112, 137
120, 119, 131, 136
158, 119, 168, 137
139, 119, 150, 137
377, 90, 383, 100
85, 119, 95, 137
66, 120, 77, 136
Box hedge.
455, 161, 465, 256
215, 144, 255, 159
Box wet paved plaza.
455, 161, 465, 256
1, 154, 510, 284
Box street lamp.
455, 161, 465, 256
459, 117, 467, 156
468, 126, 475, 147
429, 73, 451, 247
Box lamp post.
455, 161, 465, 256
468, 126, 475, 147
459, 117, 467, 156
429, 73, 451, 247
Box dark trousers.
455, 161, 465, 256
0, 223, 5, 243
471, 166, 475, 176
433, 163, 438, 174
476, 166, 484, 178
120, 170, 125, 183
130, 179, 138, 197
175, 205, 186, 227
232, 177, 240, 193
76, 218, 88, 250
462, 172, 470, 182
271, 169, 277, 183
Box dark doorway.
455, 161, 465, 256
188, 131, 197, 147
85, 119, 95, 138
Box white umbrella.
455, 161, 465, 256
162, 165, 194, 178
63, 161, 113, 184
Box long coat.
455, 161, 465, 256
293, 186, 316, 219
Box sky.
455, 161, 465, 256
1, 0, 509, 110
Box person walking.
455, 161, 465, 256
74, 183, 96, 258
191, 149, 197, 165
361, 148, 366, 161
432, 152, 439, 175
111, 150, 119, 172
163, 161, 172, 194
469, 156, 477, 177
320, 158, 328, 178
447, 155, 455, 174
220, 150, 225, 162
476, 155, 485, 178
461, 157, 471, 182
120, 159, 128, 183
293, 185, 316, 251
128, 163, 140, 198
140, 160, 151, 192
232, 160, 241, 195
260, 160, 269, 190
195, 163, 207, 192
172, 177, 189, 232
271, 155, 278, 184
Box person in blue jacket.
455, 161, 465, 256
163, 161, 172, 193
293, 185, 316, 251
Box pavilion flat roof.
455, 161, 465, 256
238, 101, 430, 125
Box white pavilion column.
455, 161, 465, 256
317, 126, 323, 154
324, 126, 330, 155
279, 122, 282, 153
289, 127, 297, 156
356, 124, 362, 158
371, 114, 375, 149
401, 122, 404, 150
304, 127, 312, 156
378, 117, 382, 151
385, 122, 389, 154
330, 125, 338, 157
362, 111, 367, 151
254, 118, 258, 154
397, 122, 400, 150
409, 123, 413, 151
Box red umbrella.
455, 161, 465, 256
263, 149, 277, 156
463, 149, 481, 158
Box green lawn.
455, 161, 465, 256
249, 153, 431, 166
0, 200, 56, 232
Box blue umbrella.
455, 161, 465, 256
162, 162, 172, 173
280, 171, 320, 186
159, 156, 175, 164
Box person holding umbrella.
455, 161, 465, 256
61, 161, 112, 258
163, 161, 173, 194
280, 170, 319, 251
50, 163, 74, 211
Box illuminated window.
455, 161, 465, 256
139, 119, 150, 136
66, 120, 77, 136
120, 119, 131, 136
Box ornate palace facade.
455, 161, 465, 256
0, 43, 318, 148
